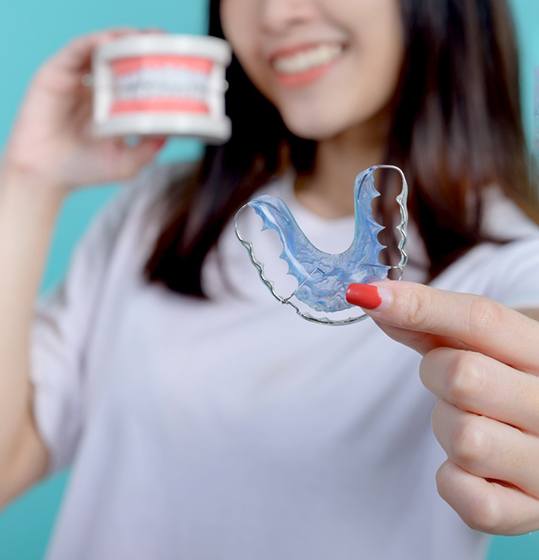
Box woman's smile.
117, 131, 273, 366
269, 42, 346, 88
221, 0, 404, 139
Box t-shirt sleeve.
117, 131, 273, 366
29, 162, 180, 473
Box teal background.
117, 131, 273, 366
0, 1, 538, 558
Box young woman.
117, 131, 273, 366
1, 0, 539, 559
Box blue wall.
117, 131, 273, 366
0, 1, 538, 558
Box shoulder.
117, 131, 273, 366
431, 235, 539, 309
424, 186, 539, 308
480, 186, 539, 239
435, 186, 539, 283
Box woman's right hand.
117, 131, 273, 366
2, 28, 167, 194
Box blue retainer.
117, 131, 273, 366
234, 165, 409, 326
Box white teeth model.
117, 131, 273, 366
93, 34, 232, 142
273, 44, 343, 75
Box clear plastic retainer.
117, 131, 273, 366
234, 164, 409, 326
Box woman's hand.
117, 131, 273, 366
346, 281, 539, 535
2, 28, 166, 193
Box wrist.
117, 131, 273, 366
0, 158, 70, 204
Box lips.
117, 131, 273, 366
268, 41, 343, 64
268, 42, 345, 87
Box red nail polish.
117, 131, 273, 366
346, 283, 382, 309
153, 137, 167, 150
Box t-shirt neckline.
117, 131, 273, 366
277, 169, 356, 229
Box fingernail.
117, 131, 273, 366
152, 137, 167, 150
346, 283, 390, 310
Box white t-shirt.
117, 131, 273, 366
30, 162, 539, 560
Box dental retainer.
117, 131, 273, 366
234, 165, 409, 326
92, 34, 231, 143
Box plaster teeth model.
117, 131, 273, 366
92, 34, 232, 144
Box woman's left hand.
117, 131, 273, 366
346, 280, 539, 535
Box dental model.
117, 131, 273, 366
92, 34, 231, 143
234, 165, 409, 326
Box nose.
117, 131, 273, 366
260, 0, 317, 35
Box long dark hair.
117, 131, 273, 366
144, 0, 538, 297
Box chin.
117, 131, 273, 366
280, 100, 390, 143
281, 113, 348, 141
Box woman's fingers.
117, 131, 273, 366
436, 460, 539, 535
33, 29, 139, 94
431, 399, 539, 499
50, 28, 138, 72
420, 348, 539, 436
84, 136, 167, 183
346, 280, 539, 372
345, 283, 539, 533
119, 136, 168, 175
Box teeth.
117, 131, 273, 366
273, 44, 343, 75
113, 68, 210, 100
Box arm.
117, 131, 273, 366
0, 28, 165, 508
0, 168, 64, 506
